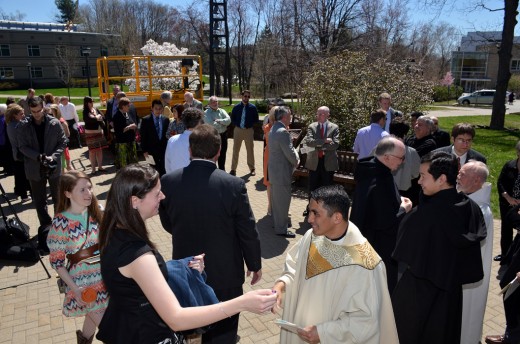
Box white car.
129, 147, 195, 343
457, 90, 495, 105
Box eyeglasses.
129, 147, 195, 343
387, 154, 405, 162
456, 138, 473, 144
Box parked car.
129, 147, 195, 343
457, 89, 495, 105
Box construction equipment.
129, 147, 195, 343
96, 55, 204, 117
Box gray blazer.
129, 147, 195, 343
268, 121, 299, 185
304, 120, 340, 171
18, 115, 67, 181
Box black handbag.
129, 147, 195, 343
5, 217, 30, 244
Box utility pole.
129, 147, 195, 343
209, 0, 232, 104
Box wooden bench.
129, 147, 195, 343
293, 150, 359, 189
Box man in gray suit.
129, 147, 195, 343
268, 106, 299, 238
302, 106, 339, 216
18, 97, 67, 251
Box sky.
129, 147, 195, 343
0, 0, 515, 38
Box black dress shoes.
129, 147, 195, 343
302, 209, 309, 216
494, 255, 503, 261
229, 170, 236, 176
277, 231, 296, 238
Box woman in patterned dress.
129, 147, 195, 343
47, 171, 108, 344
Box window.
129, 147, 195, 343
80, 47, 91, 57
27, 45, 40, 57
511, 59, 520, 72
56, 45, 66, 57
0, 45, 10, 57
100, 46, 108, 57
0, 67, 14, 79
30, 67, 43, 78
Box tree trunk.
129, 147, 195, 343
490, 0, 519, 129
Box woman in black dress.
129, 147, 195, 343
97, 164, 276, 344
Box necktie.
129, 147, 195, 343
319, 124, 324, 158
240, 106, 246, 128
457, 157, 461, 171
386, 111, 391, 132
155, 116, 161, 139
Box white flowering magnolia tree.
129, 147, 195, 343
301, 51, 434, 149
125, 39, 200, 92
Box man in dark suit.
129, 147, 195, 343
268, 106, 299, 238
140, 99, 169, 175
302, 106, 339, 216
350, 136, 412, 292
159, 124, 262, 344
432, 122, 487, 165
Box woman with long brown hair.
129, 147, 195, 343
97, 164, 276, 343
47, 171, 108, 344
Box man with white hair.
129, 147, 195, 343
268, 106, 299, 238
457, 160, 493, 344
204, 96, 231, 170
183, 91, 203, 110
160, 91, 173, 119
302, 106, 339, 216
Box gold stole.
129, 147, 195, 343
306, 234, 381, 279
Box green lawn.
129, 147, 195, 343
438, 114, 520, 216
0, 87, 99, 99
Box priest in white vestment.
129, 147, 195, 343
272, 185, 399, 344
457, 161, 494, 344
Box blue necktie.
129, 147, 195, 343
155, 116, 161, 139
240, 106, 246, 128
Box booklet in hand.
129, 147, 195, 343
274, 319, 303, 334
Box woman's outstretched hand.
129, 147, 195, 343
241, 289, 277, 314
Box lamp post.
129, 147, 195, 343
82, 47, 92, 97
26, 62, 32, 88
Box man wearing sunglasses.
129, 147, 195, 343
18, 97, 67, 252
350, 136, 412, 293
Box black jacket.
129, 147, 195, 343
159, 160, 261, 290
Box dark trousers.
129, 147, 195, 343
500, 202, 515, 256
202, 286, 242, 344
218, 132, 228, 171
151, 152, 166, 176
29, 176, 59, 227
66, 119, 82, 148
308, 158, 334, 195
13, 161, 30, 198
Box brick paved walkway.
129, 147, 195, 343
0, 140, 507, 343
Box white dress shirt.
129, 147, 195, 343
164, 130, 192, 174
59, 102, 79, 122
